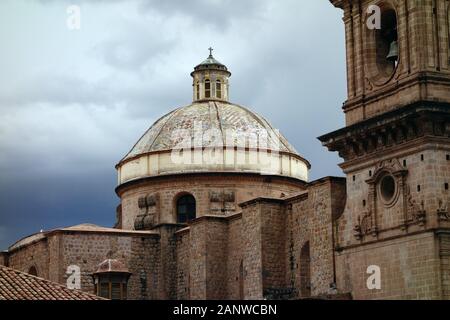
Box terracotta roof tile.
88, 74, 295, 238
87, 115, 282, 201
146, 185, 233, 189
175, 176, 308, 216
0, 265, 106, 300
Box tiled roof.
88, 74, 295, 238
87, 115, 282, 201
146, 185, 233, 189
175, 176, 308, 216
0, 265, 105, 300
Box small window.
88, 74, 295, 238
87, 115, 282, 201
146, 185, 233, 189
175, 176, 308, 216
421, 154, 424, 161
446, 154, 449, 161
403, 159, 407, 167
216, 80, 222, 99
97, 282, 127, 300
417, 185, 421, 192
196, 82, 200, 100
445, 183, 449, 191
111, 283, 122, 300
177, 194, 196, 223
100, 283, 110, 299
205, 79, 211, 98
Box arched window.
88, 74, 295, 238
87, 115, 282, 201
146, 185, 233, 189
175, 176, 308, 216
196, 82, 200, 100
204, 79, 211, 98
28, 266, 38, 277
216, 80, 222, 99
177, 194, 196, 223
375, 8, 398, 75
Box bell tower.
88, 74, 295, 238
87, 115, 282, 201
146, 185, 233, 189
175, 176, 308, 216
331, 0, 450, 125
320, 1, 450, 299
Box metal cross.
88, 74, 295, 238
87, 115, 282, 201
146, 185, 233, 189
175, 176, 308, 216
208, 47, 213, 56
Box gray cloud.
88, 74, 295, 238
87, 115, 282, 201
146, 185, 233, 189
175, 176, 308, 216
0, 0, 346, 249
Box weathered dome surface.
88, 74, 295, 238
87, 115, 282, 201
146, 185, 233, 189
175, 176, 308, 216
116, 53, 310, 185
121, 101, 302, 163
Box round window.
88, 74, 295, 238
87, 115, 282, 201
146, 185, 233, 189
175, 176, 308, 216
380, 174, 396, 203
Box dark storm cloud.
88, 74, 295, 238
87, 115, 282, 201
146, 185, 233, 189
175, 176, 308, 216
0, 0, 346, 249
138, 0, 266, 29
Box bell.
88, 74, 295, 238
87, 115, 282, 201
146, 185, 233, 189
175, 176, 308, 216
386, 40, 399, 62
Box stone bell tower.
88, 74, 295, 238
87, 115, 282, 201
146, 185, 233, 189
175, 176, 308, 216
320, 0, 450, 299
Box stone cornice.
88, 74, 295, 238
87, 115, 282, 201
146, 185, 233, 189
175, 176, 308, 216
318, 102, 450, 162
330, 0, 344, 9
115, 172, 308, 196
239, 197, 285, 208
342, 72, 450, 113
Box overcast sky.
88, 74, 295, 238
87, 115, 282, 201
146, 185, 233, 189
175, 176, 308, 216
0, 0, 346, 249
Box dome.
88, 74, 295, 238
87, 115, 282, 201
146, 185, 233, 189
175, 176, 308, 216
116, 51, 310, 185
121, 101, 300, 161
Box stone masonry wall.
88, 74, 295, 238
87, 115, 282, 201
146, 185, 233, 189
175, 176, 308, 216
438, 232, 450, 299
56, 231, 159, 300
284, 177, 346, 298
226, 215, 243, 299
260, 201, 286, 292
205, 218, 228, 300
175, 229, 190, 299
188, 221, 207, 299
118, 174, 305, 231
240, 202, 264, 299
0, 252, 7, 266
7, 239, 49, 279
336, 232, 442, 299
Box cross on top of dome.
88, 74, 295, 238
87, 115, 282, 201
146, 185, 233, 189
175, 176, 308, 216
191, 49, 231, 102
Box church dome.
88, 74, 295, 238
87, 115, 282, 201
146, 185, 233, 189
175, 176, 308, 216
116, 51, 310, 185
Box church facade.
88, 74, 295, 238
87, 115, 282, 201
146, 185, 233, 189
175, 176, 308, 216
1, 0, 450, 300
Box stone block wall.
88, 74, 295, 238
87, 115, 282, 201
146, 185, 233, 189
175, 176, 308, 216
260, 201, 286, 292
59, 231, 160, 300
6, 230, 160, 300
336, 232, 442, 299
175, 229, 190, 299
117, 173, 306, 231
188, 220, 207, 299
284, 177, 346, 298
438, 232, 450, 299
204, 218, 228, 299
7, 239, 49, 279
226, 214, 243, 299
0, 252, 6, 266
240, 201, 264, 299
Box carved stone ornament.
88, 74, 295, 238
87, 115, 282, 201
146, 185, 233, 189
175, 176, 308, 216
354, 210, 374, 240
407, 192, 426, 226
437, 199, 449, 221
135, 193, 159, 230
209, 190, 236, 215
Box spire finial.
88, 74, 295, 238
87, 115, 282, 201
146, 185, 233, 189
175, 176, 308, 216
208, 47, 213, 57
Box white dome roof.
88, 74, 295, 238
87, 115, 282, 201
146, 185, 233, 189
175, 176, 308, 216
120, 101, 302, 162
116, 101, 310, 184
